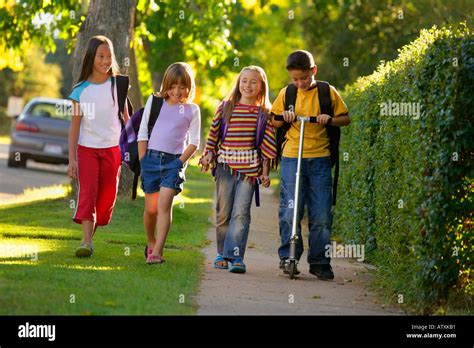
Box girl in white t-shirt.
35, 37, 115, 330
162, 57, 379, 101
68, 35, 130, 258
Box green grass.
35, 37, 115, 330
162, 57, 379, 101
0, 164, 214, 315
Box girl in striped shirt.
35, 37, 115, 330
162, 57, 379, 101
199, 66, 277, 273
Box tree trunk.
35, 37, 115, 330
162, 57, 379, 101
116, 46, 143, 197
70, 0, 140, 198
127, 47, 143, 109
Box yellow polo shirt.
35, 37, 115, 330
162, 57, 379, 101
271, 84, 348, 158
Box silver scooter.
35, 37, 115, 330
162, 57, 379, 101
274, 114, 318, 279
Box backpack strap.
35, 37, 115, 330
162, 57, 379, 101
148, 95, 163, 138
255, 107, 267, 150
253, 107, 269, 207
317, 80, 339, 206
126, 97, 133, 120
132, 172, 140, 200
219, 101, 228, 142
275, 84, 297, 164
317, 80, 333, 117
115, 75, 131, 129
211, 101, 227, 178
131, 94, 164, 200
285, 83, 297, 111
283, 83, 297, 150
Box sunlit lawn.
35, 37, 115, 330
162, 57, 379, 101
0, 164, 214, 315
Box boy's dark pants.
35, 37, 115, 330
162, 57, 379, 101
278, 156, 333, 265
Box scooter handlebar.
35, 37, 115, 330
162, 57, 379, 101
273, 114, 319, 123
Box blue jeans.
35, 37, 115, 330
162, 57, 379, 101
215, 164, 255, 260
140, 150, 185, 194
278, 156, 333, 265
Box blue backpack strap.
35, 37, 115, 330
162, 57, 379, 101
255, 107, 267, 152
253, 107, 268, 207
219, 101, 228, 142
254, 183, 260, 207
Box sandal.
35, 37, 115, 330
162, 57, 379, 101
228, 258, 246, 274
75, 243, 94, 258
144, 245, 153, 259
212, 254, 228, 269
146, 254, 165, 264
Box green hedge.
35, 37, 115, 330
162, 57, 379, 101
334, 23, 473, 313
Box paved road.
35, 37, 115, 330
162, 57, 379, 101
0, 143, 69, 204
196, 186, 405, 315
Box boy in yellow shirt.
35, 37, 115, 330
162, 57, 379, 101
271, 50, 351, 279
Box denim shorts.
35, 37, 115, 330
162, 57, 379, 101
140, 149, 185, 194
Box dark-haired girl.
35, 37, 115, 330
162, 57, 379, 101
68, 35, 129, 257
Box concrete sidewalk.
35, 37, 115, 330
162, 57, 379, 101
195, 187, 405, 315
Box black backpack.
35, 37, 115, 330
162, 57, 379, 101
275, 81, 340, 205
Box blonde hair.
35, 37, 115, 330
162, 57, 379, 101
222, 65, 272, 123
157, 62, 195, 103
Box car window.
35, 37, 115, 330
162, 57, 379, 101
28, 103, 72, 120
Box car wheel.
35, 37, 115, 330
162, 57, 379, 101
7, 153, 27, 168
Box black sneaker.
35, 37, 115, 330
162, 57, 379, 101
309, 264, 334, 280
279, 259, 300, 275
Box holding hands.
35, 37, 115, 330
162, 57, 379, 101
259, 175, 271, 188
199, 152, 213, 172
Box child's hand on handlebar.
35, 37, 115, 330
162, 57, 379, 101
282, 110, 296, 123
317, 113, 332, 125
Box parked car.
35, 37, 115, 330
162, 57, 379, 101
8, 97, 72, 168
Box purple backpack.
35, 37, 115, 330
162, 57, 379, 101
119, 95, 163, 199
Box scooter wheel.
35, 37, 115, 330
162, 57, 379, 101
289, 260, 297, 279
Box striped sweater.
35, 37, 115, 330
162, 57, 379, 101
204, 102, 277, 182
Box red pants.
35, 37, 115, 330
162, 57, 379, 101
73, 145, 122, 226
